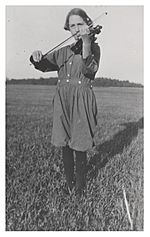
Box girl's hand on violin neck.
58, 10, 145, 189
77, 25, 91, 45
79, 26, 92, 58
32, 50, 43, 63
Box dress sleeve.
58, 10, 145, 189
82, 43, 100, 80
30, 50, 59, 72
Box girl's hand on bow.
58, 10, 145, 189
31, 50, 43, 63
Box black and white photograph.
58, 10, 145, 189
5, 3, 144, 232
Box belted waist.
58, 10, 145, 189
57, 78, 92, 88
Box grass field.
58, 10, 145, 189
6, 84, 144, 231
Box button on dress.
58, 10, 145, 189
32, 43, 100, 151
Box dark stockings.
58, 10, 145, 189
75, 150, 87, 196
62, 146, 74, 192
62, 146, 87, 196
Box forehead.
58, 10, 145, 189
69, 15, 85, 25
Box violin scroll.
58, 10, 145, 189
89, 25, 102, 35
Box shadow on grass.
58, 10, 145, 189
87, 117, 144, 179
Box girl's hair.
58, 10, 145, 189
64, 8, 93, 31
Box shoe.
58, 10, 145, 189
75, 187, 86, 200
62, 181, 75, 196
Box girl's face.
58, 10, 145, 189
69, 15, 87, 41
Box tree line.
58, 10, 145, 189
6, 77, 143, 88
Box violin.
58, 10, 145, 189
30, 24, 102, 70
71, 25, 102, 54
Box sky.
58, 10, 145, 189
6, 5, 143, 84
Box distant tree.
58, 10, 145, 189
6, 77, 143, 88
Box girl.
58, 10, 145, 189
30, 8, 100, 197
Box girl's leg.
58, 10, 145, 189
75, 151, 87, 197
62, 146, 74, 193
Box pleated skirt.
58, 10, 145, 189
51, 81, 98, 151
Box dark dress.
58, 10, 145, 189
31, 42, 100, 151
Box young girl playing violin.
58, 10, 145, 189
30, 8, 100, 198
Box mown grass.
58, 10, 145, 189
6, 84, 144, 231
